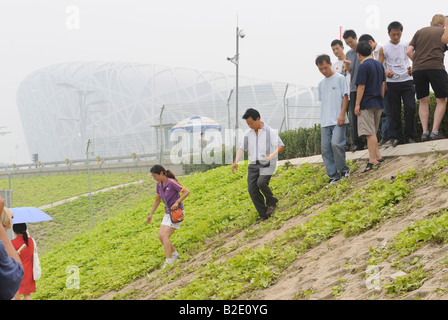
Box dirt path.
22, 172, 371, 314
38, 180, 144, 210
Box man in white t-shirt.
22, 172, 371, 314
316, 54, 350, 185
379, 21, 416, 147
331, 39, 352, 95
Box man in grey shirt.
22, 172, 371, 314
232, 108, 285, 221
343, 29, 365, 151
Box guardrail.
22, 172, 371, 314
0, 152, 162, 171
0, 151, 185, 179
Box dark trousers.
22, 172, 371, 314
349, 91, 364, 148
387, 80, 416, 141
247, 164, 278, 219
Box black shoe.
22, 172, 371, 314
352, 145, 364, 152
406, 138, 416, 144
260, 213, 272, 221
266, 204, 277, 215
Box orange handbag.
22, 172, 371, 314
170, 207, 184, 223
160, 184, 184, 223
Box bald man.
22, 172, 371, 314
407, 14, 448, 141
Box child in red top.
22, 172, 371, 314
11, 223, 36, 300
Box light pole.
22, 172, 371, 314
92, 123, 98, 156
227, 26, 245, 149
85, 139, 94, 228
58, 83, 108, 158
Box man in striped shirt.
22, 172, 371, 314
232, 108, 285, 221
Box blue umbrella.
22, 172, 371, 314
171, 116, 221, 133
11, 207, 53, 224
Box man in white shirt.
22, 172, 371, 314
379, 21, 416, 147
232, 108, 285, 221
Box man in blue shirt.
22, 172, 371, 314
316, 54, 350, 184
355, 41, 386, 173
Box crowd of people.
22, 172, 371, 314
317, 14, 448, 180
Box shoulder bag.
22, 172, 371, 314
32, 238, 41, 280
159, 183, 184, 223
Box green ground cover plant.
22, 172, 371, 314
159, 169, 416, 300
33, 164, 256, 299
11, 153, 444, 300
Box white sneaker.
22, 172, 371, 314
162, 257, 175, 269
172, 251, 179, 261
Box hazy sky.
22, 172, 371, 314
0, 0, 447, 164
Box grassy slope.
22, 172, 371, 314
5, 154, 448, 300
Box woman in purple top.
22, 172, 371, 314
147, 165, 190, 269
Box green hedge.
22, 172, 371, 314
413, 93, 448, 140
278, 125, 321, 160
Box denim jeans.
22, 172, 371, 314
321, 124, 349, 180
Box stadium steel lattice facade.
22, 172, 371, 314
16, 62, 319, 162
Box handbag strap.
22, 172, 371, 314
159, 180, 181, 212
31, 237, 37, 254
159, 182, 168, 206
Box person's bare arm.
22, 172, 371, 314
407, 45, 415, 61
338, 95, 349, 126
232, 148, 245, 173
355, 85, 365, 116
0, 224, 21, 265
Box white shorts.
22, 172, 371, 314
161, 210, 184, 230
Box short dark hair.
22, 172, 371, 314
315, 54, 332, 66
388, 21, 403, 33
356, 41, 372, 57
358, 34, 375, 43
343, 29, 357, 40
242, 108, 261, 121
331, 39, 344, 47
